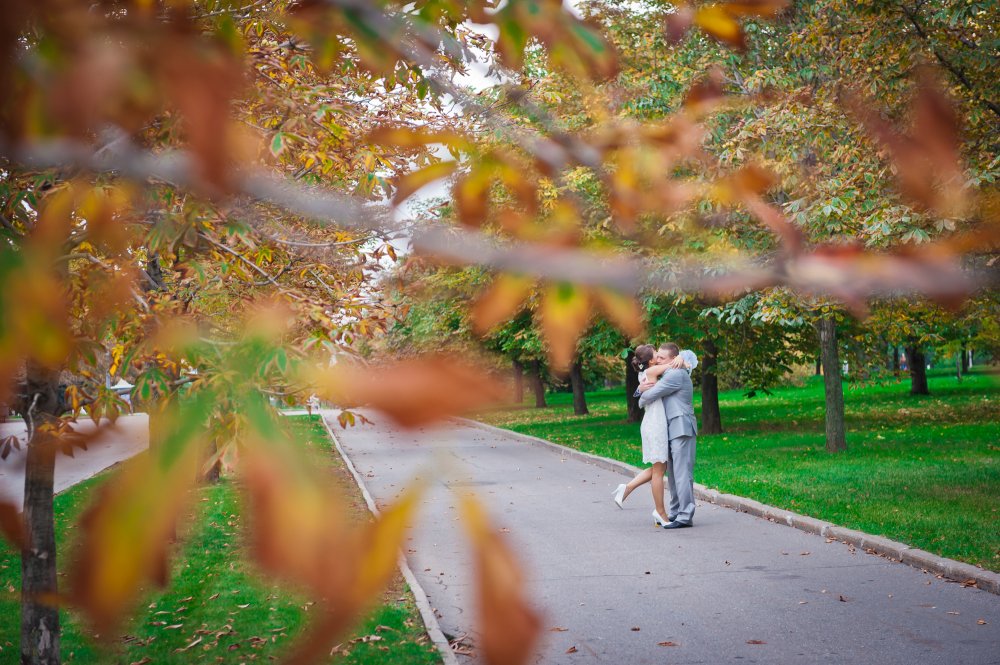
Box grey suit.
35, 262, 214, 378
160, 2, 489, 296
638, 368, 697, 524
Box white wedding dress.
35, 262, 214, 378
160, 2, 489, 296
638, 369, 669, 464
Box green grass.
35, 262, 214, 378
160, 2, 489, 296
477, 369, 1000, 571
0, 416, 441, 664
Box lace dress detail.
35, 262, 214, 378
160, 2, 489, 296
638, 370, 669, 464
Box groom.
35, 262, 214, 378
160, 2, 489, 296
638, 342, 697, 528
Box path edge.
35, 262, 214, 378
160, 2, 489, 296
319, 414, 461, 665
456, 417, 1000, 596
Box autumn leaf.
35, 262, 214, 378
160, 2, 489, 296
242, 435, 424, 665
67, 391, 214, 635
309, 355, 512, 427
540, 283, 591, 373
0, 501, 27, 550
593, 288, 644, 340
368, 126, 472, 152
472, 274, 536, 336
392, 161, 458, 205
460, 493, 541, 665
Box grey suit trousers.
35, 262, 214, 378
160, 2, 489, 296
666, 434, 696, 524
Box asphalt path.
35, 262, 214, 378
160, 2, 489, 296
0, 414, 148, 510
325, 410, 1000, 665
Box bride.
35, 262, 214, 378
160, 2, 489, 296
612, 344, 697, 526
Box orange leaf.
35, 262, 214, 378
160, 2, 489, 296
593, 288, 644, 340
460, 493, 541, 665
368, 126, 472, 151
309, 356, 511, 427
723, 0, 790, 17
454, 169, 493, 226
243, 442, 424, 665
540, 283, 591, 373
393, 161, 458, 205
472, 274, 536, 336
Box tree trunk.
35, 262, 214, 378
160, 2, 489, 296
569, 360, 588, 416
21, 362, 62, 665
814, 357, 822, 375
512, 359, 524, 405
955, 350, 963, 382
961, 345, 969, 373
818, 318, 847, 453
906, 346, 930, 395
701, 337, 723, 434
892, 345, 900, 373
624, 350, 642, 423
528, 360, 547, 408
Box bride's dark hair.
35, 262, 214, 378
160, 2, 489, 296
631, 344, 655, 372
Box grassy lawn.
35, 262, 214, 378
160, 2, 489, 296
477, 368, 1000, 571
0, 415, 441, 664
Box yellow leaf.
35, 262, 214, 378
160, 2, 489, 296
694, 5, 745, 48
540, 283, 591, 373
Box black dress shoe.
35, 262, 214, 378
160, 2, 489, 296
663, 520, 692, 529
668, 515, 677, 522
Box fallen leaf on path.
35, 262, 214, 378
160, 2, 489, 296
630, 627, 640, 631
549, 627, 569, 632
747, 639, 766, 645
839, 595, 850, 602
978, 619, 988, 625
565, 646, 578, 654
658, 641, 679, 647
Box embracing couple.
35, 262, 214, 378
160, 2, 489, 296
613, 342, 698, 529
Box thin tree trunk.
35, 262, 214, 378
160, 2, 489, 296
892, 345, 900, 373
701, 337, 723, 434
906, 346, 930, 395
624, 350, 642, 423
21, 362, 62, 665
512, 359, 524, 404
814, 357, 822, 375
818, 318, 847, 453
955, 350, 962, 382
569, 359, 588, 416
961, 345, 969, 373
528, 360, 547, 408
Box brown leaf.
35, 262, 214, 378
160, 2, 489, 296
747, 639, 767, 644
310, 356, 511, 427
684, 66, 728, 114
461, 494, 541, 665
658, 641, 679, 646
540, 283, 591, 373
472, 274, 536, 336
368, 126, 472, 151
0, 501, 27, 550
565, 646, 578, 654
741, 194, 804, 254
549, 626, 569, 632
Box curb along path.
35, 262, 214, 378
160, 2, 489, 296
457, 419, 1000, 597
327, 411, 999, 665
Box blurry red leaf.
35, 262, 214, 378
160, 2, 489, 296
684, 67, 728, 114
460, 493, 541, 665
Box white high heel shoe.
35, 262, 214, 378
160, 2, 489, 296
612, 484, 626, 509
652, 510, 670, 528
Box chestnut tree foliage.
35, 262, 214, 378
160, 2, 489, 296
0, 0, 997, 664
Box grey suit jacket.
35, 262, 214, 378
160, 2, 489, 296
637, 368, 697, 439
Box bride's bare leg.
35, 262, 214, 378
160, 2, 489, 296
651, 462, 667, 520
622, 467, 653, 500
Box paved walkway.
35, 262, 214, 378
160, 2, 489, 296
325, 411, 1000, 665
0, 414, 149, 510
